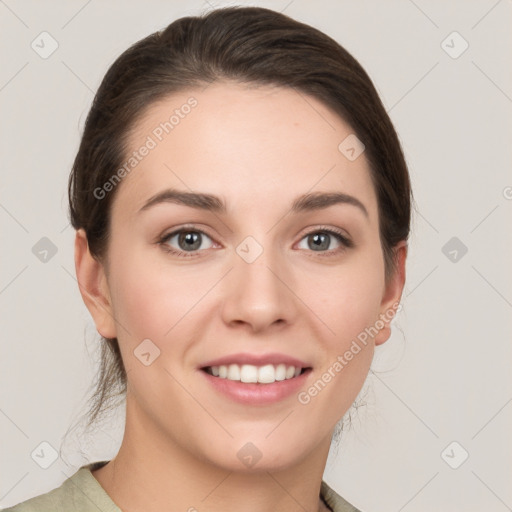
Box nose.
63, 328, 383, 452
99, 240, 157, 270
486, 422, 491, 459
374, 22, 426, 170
220, 243, 298, 333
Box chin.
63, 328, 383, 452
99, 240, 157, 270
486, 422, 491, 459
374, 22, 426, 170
198, 434, 313, 474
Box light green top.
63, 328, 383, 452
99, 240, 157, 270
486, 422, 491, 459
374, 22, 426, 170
1, 461, 362, 512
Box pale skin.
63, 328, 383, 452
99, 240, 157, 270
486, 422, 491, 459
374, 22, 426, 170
75, 81, 407, 512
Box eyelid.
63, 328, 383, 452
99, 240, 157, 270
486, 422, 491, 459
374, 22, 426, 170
157, 224, 219, 258
298, 225, 352, 244
159, 223, 217, 242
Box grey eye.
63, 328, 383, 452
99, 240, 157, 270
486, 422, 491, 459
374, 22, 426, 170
164, 230, 214, 252
297, 231, 343, 252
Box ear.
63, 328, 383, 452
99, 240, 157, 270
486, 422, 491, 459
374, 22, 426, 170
74, 229, 117, 339
374, 240, 407, 346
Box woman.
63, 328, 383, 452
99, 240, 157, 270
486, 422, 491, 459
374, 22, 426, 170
3, 6, 410, 512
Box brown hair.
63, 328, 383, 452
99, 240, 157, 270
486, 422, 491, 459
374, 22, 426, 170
67, 6, 412, 439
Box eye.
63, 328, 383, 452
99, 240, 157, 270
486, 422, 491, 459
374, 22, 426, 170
296, 227, 353, 255
158, 228, 215, 257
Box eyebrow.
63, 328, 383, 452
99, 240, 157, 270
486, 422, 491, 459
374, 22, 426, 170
138, 188, 369, 218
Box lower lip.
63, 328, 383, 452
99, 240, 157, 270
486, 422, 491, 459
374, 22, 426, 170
200, 368, 312, 405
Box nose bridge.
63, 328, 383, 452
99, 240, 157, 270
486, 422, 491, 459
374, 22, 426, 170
221, 234, 296, 331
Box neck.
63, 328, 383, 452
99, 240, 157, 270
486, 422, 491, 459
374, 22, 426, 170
92, 397, 334, 512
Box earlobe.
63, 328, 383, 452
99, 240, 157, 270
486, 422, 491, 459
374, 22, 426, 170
74, 229, 117, 339
374, 241, 407, 346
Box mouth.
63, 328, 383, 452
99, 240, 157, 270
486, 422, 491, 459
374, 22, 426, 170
201, 363, 312, 385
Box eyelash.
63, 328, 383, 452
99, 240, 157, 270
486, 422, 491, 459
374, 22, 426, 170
157, 225, 353, 259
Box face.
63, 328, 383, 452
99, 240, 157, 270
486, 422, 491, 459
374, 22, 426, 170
77, 81, 405, 472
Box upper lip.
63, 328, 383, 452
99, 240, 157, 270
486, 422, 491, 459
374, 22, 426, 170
199, 352, 311, 369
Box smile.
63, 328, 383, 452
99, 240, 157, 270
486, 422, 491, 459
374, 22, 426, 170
203, 363, 308, 384
200, 364, 313, 405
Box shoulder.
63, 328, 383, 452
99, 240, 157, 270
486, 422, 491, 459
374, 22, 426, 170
320, 480, 363, 512
1, 461, 119, 512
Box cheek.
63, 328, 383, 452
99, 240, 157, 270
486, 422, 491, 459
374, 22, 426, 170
297, 250, 384, 347
108, 245, 217, 354
295, 260, 381, 425
107, 248, 182, 337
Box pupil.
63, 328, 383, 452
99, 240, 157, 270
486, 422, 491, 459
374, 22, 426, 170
310, 233, 329, 251
179, 232, 201, 251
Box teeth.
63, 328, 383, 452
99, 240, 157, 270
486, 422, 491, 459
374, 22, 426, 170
207, 363, 304, 384
227, 364, 241, 380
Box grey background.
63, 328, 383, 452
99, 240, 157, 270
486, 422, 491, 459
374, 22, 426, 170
1, 1, 511, 510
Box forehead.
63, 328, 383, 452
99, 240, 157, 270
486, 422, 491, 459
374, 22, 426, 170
111, 81, 378, 224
